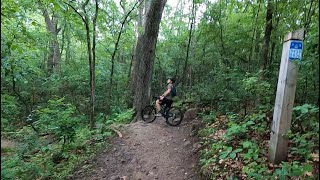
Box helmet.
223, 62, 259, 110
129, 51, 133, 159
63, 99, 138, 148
168, 77, 175, 83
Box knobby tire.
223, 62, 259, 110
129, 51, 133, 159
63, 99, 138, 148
165, 106, 183, 126
141, 105, 156, 123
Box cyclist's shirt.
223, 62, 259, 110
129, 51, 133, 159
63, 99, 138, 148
165, 83, 174, 100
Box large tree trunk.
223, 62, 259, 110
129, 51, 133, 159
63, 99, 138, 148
129, 0, 144, 107
39, 3, 61, 74
132, 0, 167, 119
261, 0, 273, 77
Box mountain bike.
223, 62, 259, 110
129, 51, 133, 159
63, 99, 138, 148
141, 96, 183, 126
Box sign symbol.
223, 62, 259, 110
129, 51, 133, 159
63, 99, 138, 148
289, 40, 303, 61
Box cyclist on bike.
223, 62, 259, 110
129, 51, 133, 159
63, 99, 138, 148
155, 77, 175, 116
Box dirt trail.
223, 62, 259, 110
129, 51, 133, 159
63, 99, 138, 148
72, 116, 203, 180
1, 138, 16, 148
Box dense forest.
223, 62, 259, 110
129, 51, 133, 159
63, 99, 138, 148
1, 0, 319, 179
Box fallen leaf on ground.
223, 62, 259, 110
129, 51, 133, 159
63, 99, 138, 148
304, 171, 313, 177
310, 152, 319, 162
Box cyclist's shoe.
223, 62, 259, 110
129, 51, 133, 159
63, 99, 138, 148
155, 113, 162, 117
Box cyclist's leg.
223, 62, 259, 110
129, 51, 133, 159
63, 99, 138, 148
162, 98, 171, 112
167, 99, 173, 108
156, 99, 162, 113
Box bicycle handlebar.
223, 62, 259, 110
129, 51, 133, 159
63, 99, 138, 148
153, 96, 160, 100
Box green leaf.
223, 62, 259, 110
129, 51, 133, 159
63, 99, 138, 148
219, 152, 229, 159
246, 120, 254, 125
302, 164, 313, 172
226, 146, 233, 152
242, 141, 252, 148
292, 169, 303, 176
229, 152, 236, 159
233, 148, 243, 153
11, 44, 18, 50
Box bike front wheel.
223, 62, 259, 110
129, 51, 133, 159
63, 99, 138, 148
165, 107, 183, 126
141, 105, 156, 123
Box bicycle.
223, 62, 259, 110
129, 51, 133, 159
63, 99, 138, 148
141, 96, 183, 126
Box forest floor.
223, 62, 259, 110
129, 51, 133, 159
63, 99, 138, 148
1, 138, 16, 149
72, 115, 204, 180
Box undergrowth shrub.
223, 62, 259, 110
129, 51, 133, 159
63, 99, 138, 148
198, 104, 318, 179
1, 94, 21, 131
31, 98, 82, 151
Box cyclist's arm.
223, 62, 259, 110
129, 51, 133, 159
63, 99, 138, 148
161, 88, 171, 98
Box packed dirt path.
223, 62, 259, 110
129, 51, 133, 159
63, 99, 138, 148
72, 115, 203, 180
1, 138, 16, 148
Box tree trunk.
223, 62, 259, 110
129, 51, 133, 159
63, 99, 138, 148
261, 0, 273, 77
189, 65, 192, 88
248, 0, 261, 72
128, 44, 135, 79
182, 0, 195, 90
83, 13, 94, 129
39, 2, 61, 74
89, 0, 98, 129
144, 0, 151, 24
132, 0, 167, 119
66, 0, 97, 129
303, 0, 317, 36
129, 0, 145, 106
65, 24, 71, 64
269, 1, 280, 75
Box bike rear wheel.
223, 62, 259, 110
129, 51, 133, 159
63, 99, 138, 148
141, 105, 156, 123
165, 106, 183, 126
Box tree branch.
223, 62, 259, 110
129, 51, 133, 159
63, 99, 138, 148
64, 1, 87, 25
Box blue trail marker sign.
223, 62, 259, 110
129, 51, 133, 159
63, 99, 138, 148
289, 40, 303, 61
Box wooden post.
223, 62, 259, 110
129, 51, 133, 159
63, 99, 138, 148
269, 28, 304, 164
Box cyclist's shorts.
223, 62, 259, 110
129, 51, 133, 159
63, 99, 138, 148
159, 97, 173, 107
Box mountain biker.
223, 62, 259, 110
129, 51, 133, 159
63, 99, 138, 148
155, 77, 175, 116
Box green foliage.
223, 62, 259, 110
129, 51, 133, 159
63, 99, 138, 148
198, 127, 215, 137
1, 94, 20, 131
105, 108, 135, 125
240, 141, 260, 163
201, 111, 217, 124
273, 161, 313, 179
224, 120, 254, 141
292, 104, 319, 132
1, 125, 114, 180
293, 104, 319, 115
242, 72, 272, 105
199, 102, 319, 179
244, 112, 269, 134
288, 130, 318, 160
32, 98, 82, 150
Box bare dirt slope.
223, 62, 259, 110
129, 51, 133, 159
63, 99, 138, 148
72, 116, 203, 180
1, 138, 16, 148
